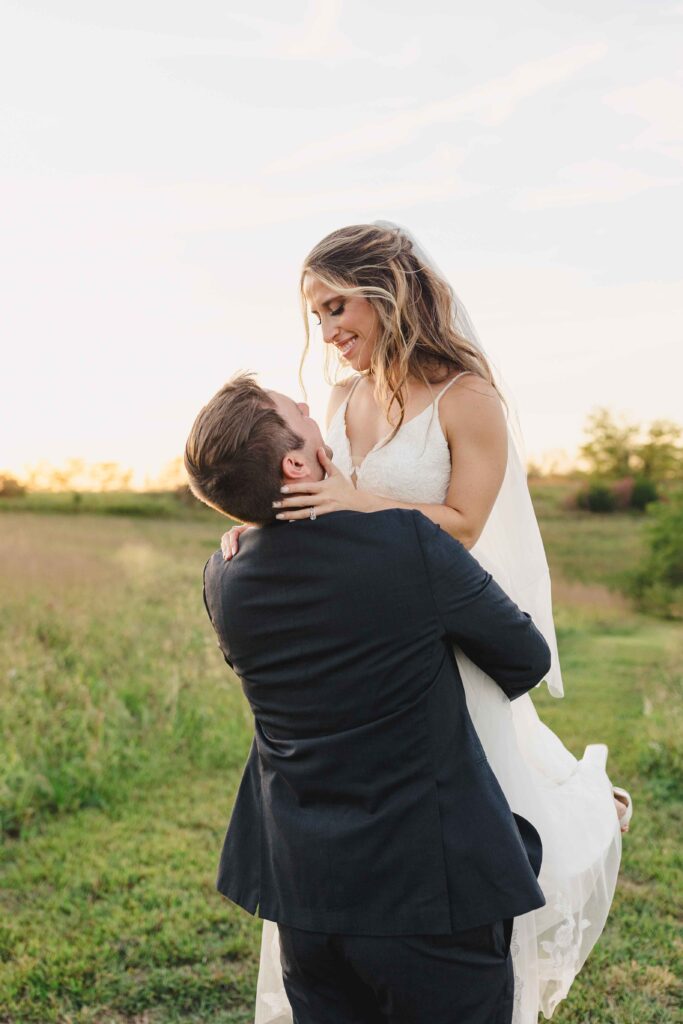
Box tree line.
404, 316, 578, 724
575, 409, 682, 512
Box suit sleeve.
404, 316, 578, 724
413, 514, 551, 700
203, 555, 234, 670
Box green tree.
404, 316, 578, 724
635, 420, 683, 482
90, 462, 133, 491
580, 408, 639, 479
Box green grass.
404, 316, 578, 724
1, 503, 681, 1022
0, 772, 260, 1024
529, 480, 649, 592
0, 491, 228, 522
532, 610, 681, 1023
0, 513, 242, 838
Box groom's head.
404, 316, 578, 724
184, 373, 330, 525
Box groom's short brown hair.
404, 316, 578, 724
184, 374, 304, 524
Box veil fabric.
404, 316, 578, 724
374, 220, 564, 697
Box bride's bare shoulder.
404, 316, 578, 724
450, 373, 498, 398
443, 372, 501, 407
439, 373, 507, 442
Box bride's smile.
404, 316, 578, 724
303, 272, 378, 372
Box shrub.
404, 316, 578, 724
645, 491, 683, 585
571, 476, 660, 514
611, 476, 635, 511
628, 490, 683, 617
0, 474, 26, 498
630, 477, 659, 511
576, 481, 617, 513
174, 483, 198, 507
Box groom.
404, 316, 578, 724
185, 374, 550, 1024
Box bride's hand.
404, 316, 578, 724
272, 448, 373, 521
221, 523, 251, 560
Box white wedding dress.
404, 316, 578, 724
253, 373, 622, 1024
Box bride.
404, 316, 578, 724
223, 222, 632, 1023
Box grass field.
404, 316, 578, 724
0, 490, 681, 1023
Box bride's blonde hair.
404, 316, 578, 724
300, 223, 498, 433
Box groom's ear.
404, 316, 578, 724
281, 451, 312, 481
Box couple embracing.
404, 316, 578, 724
185, 223, 631, 1023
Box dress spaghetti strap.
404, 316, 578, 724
346, 374, 364, 401
433, 370, 473, 404
328, 375, 363, 434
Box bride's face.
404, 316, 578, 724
303, 273, 378, 372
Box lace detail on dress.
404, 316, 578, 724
510, 922, 524, 1024
539, 891, 592, 975
326, 374, 463, 506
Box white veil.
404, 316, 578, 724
374, 220, 564, 698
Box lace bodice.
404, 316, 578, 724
326, 374, 468, 505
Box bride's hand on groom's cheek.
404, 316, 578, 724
272, 449, 372, 521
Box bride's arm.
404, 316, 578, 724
276, 377, 508, 550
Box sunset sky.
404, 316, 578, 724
2, 0, 682, 484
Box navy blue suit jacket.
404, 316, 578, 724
203, 509, 549, 934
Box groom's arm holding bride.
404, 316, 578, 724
414, 513, 551, 700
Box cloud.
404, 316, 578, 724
0, 160, 487, 242
264, 41, 608, 175
215, 2, 420, 65
604, 76, 683, 165
147, 2, 411, 66
153, 175, 487, 230
277, 0, 363, 60
512, 159, 681, 210
219, 1, 364, 61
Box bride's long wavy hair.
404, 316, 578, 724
299, 223, 499, 435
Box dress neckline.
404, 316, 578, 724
333, 371, 471, 476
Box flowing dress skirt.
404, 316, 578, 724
252, 660, 621, 1023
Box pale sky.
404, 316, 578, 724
2, 0, 682, 483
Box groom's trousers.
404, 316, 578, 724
278, 918, 515, 1024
